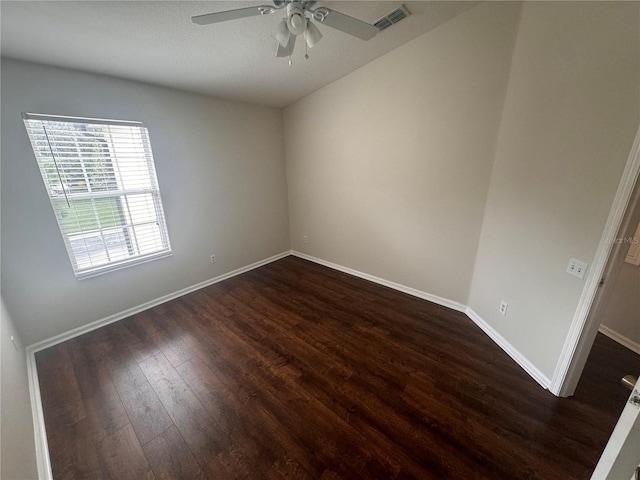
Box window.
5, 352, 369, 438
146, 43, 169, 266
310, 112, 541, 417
23, 113, 172, 279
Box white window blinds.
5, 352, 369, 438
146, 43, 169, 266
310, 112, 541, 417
22, 113, 172, 279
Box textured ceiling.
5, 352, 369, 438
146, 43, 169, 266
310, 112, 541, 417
1, 1, 479, 107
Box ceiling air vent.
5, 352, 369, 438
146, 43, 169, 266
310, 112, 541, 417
374, 5, 410, 31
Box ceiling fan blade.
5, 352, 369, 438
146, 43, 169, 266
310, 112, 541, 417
276, 34, 296, 57
312, 8, 378, 40
273, 19, 291, 48
192, 5, 277, 26
304, 19, 322, 48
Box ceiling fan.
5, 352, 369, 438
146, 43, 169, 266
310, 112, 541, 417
192, 1, 379, 61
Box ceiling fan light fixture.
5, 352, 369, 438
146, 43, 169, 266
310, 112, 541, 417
304, 20, 322, 48
273, 19, 291, 48
286, 4, 306, 35
193, 2, 379, 62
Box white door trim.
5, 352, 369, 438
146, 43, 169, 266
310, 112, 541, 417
550, 124, 640, 397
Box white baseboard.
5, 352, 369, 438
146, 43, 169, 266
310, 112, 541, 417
598, 325, 640, 356
26, 347, 53, 480
292, 251, 550, 390
291, 251, 467, 313
465, 308, 551, 389
27, 251, 290, 355
26, 250, 290, 480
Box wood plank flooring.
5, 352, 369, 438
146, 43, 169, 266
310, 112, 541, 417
36, 256, 640, 479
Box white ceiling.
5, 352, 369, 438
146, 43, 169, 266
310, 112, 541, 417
1, 1, 479, 107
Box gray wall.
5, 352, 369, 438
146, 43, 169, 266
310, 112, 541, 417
1, 298, 38, 479
1, 58, 291, 345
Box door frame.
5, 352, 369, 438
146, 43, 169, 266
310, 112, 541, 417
550, 124, 640, 397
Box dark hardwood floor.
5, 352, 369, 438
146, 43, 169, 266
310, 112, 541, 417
36, 256, 640, 479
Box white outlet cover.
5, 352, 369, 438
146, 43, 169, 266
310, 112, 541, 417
566, 258, 588, 279
499, 301, 508, 315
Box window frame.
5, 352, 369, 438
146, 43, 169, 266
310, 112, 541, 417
22, 112, 172, 279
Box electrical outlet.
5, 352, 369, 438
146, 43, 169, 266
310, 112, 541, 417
566, 258, 588, 279
210, 254, 216, 264
499, 301, 508, 316
303, 235, 308, 243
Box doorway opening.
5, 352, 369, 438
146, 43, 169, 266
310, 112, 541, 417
552, 124, 640, 400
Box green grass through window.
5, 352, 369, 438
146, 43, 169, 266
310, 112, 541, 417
56, 197, 122, 234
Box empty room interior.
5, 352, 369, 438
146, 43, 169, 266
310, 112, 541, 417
2, 1, 640, 479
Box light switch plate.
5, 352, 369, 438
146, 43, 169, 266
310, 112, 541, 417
566, 258, 588, 279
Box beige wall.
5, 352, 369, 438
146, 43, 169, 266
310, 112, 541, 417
284, 2, 522, 303
1, 299, 38, 479
1, 59, 291, 345
285, 1, 639, 382
468, 2, 640, 378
